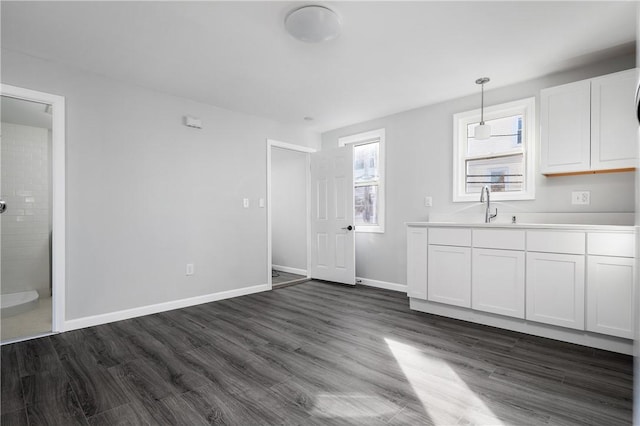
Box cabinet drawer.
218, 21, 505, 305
428, 228, 471, 247
527, 231, 585, 254
588, 232, 635, 257
473, 229, 525, 250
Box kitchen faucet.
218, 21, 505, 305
480, 185, 498, 223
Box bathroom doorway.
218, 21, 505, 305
1, 85, 65, 343
267, 140, 315, 288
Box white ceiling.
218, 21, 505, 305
1, 1, 636, 133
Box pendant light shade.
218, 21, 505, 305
475, 123, 491, 140
285, 5, 341, 43
475, 77, 491, 140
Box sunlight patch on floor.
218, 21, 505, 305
385, 337, 503, 425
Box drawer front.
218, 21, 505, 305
588, 232, 635, 257
527, 231, 585, 254
428, 228, 471, 247
473, 229, 525, 250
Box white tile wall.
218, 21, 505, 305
1, 122, 51, 296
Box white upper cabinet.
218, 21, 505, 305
540, 69, 638, 175
591, 69, 639, 170
540, 80, 591, 174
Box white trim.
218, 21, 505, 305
452, 97, 536, 202
1, 84, 66, 333
272, 265, 307, 276
338, 128, 386, 233
266, 139, 316, 290
65, 284, 269, 331
268, 139, 316, 153
410, 298, 633, 355
357, 277, 406, 293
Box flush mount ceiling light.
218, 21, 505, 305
285, 5, 341, 43
475, 77, 491, 140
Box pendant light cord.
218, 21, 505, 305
480, 83, 485, 125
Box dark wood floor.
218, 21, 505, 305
0, 281, 633, 425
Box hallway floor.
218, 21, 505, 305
1, 296, 52, 342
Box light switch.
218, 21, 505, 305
259, 198, 265, 208
243, 198, 250, 208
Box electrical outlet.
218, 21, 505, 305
186, 263, 195, 276
424, 196, 433, 207
571, 191, 590, 205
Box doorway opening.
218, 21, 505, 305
1, 85, 65, 344
267, 140, 315, 289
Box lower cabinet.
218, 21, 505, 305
427, 245, 471, 307
586, 256, 635, 339
407, 225, 636, 346
472, 248, 525, 319
526, 252, 585, 330
406, 227, 428, 299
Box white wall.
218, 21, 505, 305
1, 49, 320, 322
322, 53, 636, 287
271, 147, 307, 272
1, 122, 51, 296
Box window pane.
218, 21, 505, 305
467, 115, 523, 156
355, 185, 378, 226
466, 153, 524, 194
354, 142, 379, 183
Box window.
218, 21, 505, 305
453, 97, 535, 202
339, 128, 385, 233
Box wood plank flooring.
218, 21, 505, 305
0, 281, 633, 425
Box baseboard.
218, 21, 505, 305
63, 283, 270, 332
356, 277, 407, 293
410, 298, 633, 355
272, 265, 308, 276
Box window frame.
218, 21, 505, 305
339, 128, 385, 233
452, 97, 536, 202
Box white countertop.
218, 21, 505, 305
406, 221, 636, 232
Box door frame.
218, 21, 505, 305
266, 139, 315, 289
1, 84, 66, 334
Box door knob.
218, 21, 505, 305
0, 199, 6, 214
341, 225, 354, 231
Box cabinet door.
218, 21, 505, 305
406, 227, 428, 299
472, 249, 525, 319
428, 245, 471, 307
540, 80, 591, 174
591, 69, 638, 170
526, 252, 585, 330
587, 256, 635, 339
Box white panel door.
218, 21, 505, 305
472, 248, 525, 319
310, 147, 355, 285
591, 68, 639, 170
427, 245, 471, 307
540, 80, 591, 174
406, 227, 427, 299
526, 252, 585, 330
586, 255, 635, 339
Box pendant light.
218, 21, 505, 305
475, 77, 491, 140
